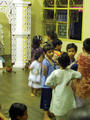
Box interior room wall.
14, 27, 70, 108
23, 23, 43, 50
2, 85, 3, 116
0, 12, 11, 55
30, 0, 43, 40
26, 0, 90, 58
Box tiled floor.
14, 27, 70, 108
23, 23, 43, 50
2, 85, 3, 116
0, 68, 43, 120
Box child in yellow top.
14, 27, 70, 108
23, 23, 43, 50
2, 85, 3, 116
52, 39, 63, 69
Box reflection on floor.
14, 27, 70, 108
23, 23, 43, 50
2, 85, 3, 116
0, 68, 43, 120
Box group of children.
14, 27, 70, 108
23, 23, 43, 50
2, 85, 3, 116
28, 31, 90, 120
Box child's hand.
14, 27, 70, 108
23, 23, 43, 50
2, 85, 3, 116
51, 86, 56, 89
42, 65, 47, 76
66, 79, 73, 86
41, 65, 46, 69
35, 70, 39, 75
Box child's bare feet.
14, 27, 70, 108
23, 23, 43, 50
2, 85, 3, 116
44, 111, 51, 120
30, 93, 35, 96
44, 115, 51, 120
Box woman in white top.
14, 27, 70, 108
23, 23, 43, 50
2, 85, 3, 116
28, 49, 44, 96
45, 52, 82, 120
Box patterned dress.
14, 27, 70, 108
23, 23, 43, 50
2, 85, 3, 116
75, 53, 90, 98
28, 60, 42, 88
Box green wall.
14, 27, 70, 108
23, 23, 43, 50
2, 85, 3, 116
24, 0, 43, 39
0, 12, 11, 55
24, 0, 43, 37
31, 0, 43, 40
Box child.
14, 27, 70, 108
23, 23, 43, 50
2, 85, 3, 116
74, 38, 90, 107
28, 49, 44, 96
46, 30, 57, 42
9, 103, 28, 120
66, 43, 78, 71
40, 43, 55, 120
52, 39, 63, 69
45, 52, 81, 120
43, 30, 58, 45
31, 35, 42, 62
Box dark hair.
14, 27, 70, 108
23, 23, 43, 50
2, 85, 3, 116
43, 43, 54, 53
34, 48, 43, 60
66, 43, 77, 52
58, 52, 70, 68
83, 38, 90, 53
46, 30, 57, 41
32, 35, 42, 49
52, 39, 63, 48
9, 103, 27, 120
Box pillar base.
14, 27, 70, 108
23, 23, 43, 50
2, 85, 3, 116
13, 62, 25, 68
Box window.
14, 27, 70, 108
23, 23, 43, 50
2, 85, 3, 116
43, 0, 83, 41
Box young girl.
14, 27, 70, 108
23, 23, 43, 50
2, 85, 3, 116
40, 43, 55, 120
28, 49, 44, 96
74, 38, 90, 107
43, 30, 58, 46
9, 103, 28, 120
31, 35, 42, 62
45, 52, 81, 120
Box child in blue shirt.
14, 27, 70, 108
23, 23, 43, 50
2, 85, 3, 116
40, 43, 55, 120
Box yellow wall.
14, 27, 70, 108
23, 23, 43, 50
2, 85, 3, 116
83, 0, 90, 40
30, 0, 43, 40
29, 0, 90, 58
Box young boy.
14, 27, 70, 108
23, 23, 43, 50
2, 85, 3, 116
40, 43, 55, 120
66, 43, 78, 71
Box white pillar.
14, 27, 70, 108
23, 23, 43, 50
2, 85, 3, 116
12, 0, 31, 68
13, 1, 23, 67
